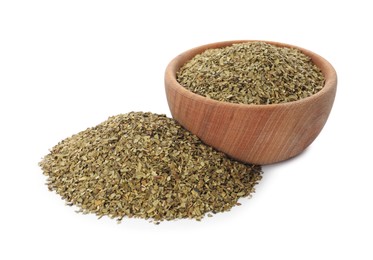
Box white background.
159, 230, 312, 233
1, 1, 372, 259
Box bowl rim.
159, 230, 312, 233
165, 40, 337, 109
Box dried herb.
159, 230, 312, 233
39, 112, 262, 222
177, 42, 325, 104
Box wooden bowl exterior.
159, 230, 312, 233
165, 40, 337, 164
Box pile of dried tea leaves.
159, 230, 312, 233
39, 112, 262, 223
177, 42, 325, 104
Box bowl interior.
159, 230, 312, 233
167, 40, 336, 108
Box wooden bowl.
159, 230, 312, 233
165, 40, 337, 164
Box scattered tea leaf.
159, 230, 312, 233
39, 112, 262, 222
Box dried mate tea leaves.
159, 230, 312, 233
39, 112, 262, 222
177, 42, 325, 105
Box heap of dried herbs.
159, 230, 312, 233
40, 112, 262, 223
177, 42, 325, 104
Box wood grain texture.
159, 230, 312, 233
165, 40, 337, 164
